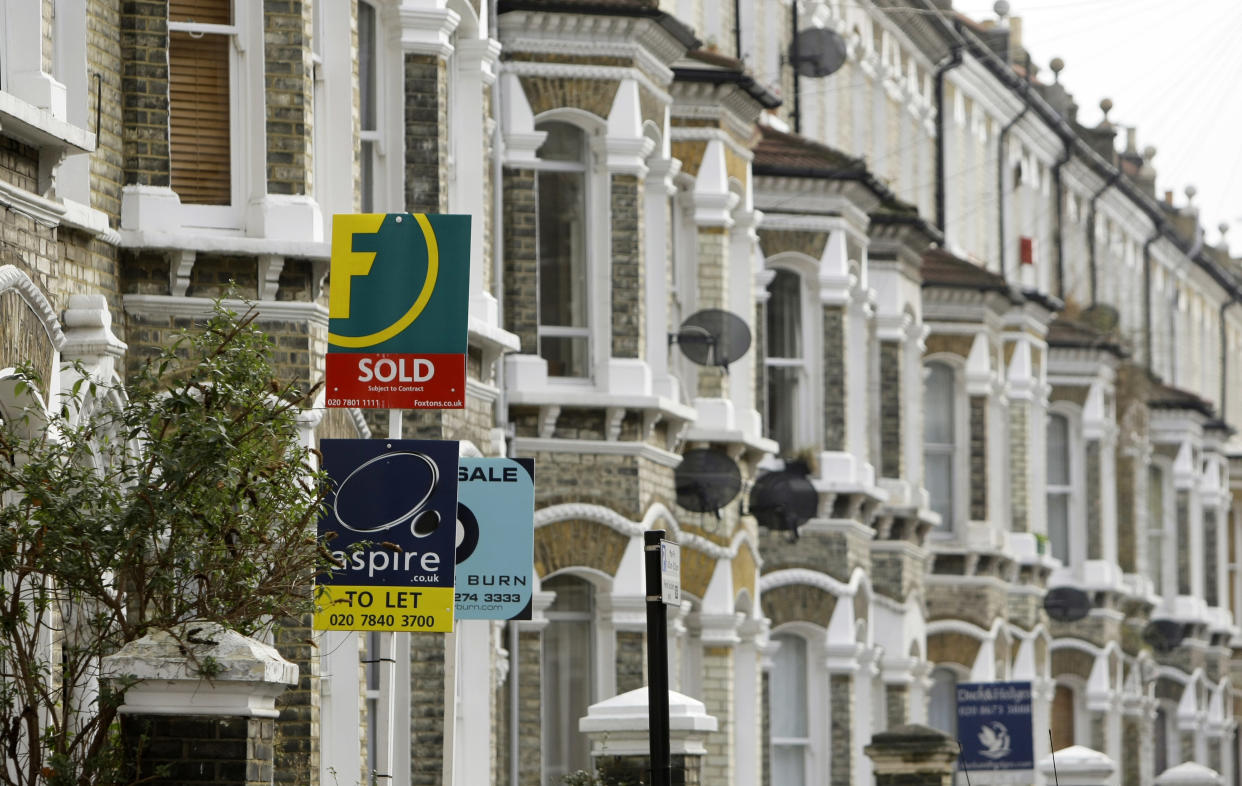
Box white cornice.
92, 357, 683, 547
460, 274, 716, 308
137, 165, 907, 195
499, 12, 687, 79
122, 295, 329, 329
0, 176, 67, 227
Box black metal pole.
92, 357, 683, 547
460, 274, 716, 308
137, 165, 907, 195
644, 530, 671, 786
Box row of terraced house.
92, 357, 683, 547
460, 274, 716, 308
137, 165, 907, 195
3, 0, 1242, 784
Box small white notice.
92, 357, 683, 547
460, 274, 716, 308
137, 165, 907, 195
660, 540, 681, 606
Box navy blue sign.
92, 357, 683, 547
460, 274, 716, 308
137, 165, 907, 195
315, 439, 459, 632
956, 681, 1034, 771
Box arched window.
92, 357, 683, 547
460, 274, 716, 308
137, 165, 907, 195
770, 633, 810, 785
1046, 413, 1072, 565
765, 269, 804, 452
542, 574, 596, 781
923, 363, 957, 527
534, 120, 591, 378
927, 667, 958, 738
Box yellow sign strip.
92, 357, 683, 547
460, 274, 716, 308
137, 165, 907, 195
313, 585, 455, 632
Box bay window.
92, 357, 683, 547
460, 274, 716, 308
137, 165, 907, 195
923, 362, 958, 527
1047, 412, 1072, 565
770, 632, 810, 786
542, 574, 596, 781
765, 269, 805, 453
168, 0, 235, 208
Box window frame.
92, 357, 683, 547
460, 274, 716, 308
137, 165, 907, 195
1045, 408, 1081, 567
1147, 460, 1174, 599
922, 358, 967, 532
531, 114, 604, 382
768, 626, 830, 786
763, 260, 817, 454
167, 1, 249, 229
541, 572, 602, 782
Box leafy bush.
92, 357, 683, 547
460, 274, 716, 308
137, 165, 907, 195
0, 301, 327, 786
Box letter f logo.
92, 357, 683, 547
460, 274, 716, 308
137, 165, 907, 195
329, 214, 386, 319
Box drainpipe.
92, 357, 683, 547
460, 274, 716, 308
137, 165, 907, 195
1051, 136, 1072, 299
1142, 228, 1161, 375
1086, 171, 1120, 306
934, 44, 964, 233
734, 0, 743, 60
997, 98, 1029, 281
791, 0, 801, 133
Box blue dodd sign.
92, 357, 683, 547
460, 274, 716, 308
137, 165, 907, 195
314, 439, 459, 633
454, 458, 535, 621
956, 681, 1034, 771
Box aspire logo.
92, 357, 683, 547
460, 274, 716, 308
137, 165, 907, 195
325, 213, 470, 410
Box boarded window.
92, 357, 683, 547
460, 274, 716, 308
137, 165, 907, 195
169, 0, 232, 204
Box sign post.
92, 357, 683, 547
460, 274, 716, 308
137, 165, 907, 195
645, 530, 680, 786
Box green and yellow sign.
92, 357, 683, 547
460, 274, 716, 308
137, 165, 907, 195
325, 213, 470, 409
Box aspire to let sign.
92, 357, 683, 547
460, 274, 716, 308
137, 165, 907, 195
325, 213, 470, 410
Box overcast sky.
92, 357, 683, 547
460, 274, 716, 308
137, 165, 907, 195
953, 0, 1242, 255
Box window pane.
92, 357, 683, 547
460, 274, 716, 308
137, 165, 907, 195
360, 140, 375, 213
771, 634, 807, 737
170, 0, 231, 24
766, 366, 799, 451
925, 451, 953, 525
169, 31, 230, 204
923, 364, 954, 443
537, 169, 587, 329
1046, 414, 1069, 485
543, 576, 594, 783
358, 2, 376, 131
771, 746, 806, 786
1148, 467, 1165, 592
1048, 493, 1070, 564
928, 668, 957, 738
766, 270, 802, 359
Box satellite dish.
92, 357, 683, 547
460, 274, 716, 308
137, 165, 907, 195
675, 449, 743, 515
748, 468, 818, 538
1142, 619, 1187, 653
790, 27, 848, 78
670, 309, 752, 370
1043, 586, 1091, 623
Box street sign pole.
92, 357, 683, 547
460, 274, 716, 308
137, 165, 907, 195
644, 530, 671, 786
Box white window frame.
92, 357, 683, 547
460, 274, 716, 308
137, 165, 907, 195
927, 665, 962, 739
530, 112, 607, 383
166, 1, 264, 231
769, 626, 830, 786
923, 357, 967, 533
1148, 459, 1175, 600
763, 257, 819, 455
1046, 406, 1084, 568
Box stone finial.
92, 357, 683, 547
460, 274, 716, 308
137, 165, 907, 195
1185, 184, 1197, 203
1144, 145, 1157, 162
1049, 57, 1064, 82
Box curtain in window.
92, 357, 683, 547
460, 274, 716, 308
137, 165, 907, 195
923, 363, 955, 526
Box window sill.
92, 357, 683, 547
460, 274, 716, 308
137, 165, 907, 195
0, 91, 93, 155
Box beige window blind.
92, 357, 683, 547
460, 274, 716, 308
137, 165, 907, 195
169, 0, 232, 205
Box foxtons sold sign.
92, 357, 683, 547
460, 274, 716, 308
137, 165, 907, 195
325, 213, 469, 409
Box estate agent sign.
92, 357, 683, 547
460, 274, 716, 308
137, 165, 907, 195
325, 213, 470, 410
956, 681, 1034, 772
314, 439, 459, 633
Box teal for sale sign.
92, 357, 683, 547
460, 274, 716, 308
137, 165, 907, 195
454, 458, 535, 620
